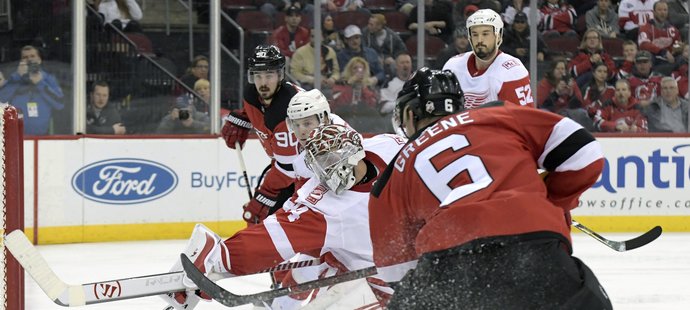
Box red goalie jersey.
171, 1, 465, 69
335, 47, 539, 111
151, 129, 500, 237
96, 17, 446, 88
369, 104, 604, 283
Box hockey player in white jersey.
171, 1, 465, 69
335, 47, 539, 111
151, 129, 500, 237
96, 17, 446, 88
443, 9, 534, 109
162, 90, 403, 309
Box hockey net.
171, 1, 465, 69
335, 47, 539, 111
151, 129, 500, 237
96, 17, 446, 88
0, 104, 24, 310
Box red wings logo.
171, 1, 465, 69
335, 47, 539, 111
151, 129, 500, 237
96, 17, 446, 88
463, 93, 489, 109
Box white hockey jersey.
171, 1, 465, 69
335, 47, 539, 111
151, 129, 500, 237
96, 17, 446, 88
618, 0, 657, 31
282, 133, 406, 271
443, 51, 533, 109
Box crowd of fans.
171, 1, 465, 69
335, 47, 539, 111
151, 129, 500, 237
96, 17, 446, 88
0, 0, 688, 135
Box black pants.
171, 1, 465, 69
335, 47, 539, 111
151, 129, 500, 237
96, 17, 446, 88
388, 236, 612, 310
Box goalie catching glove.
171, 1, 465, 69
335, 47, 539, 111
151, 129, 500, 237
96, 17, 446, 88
243, 189, 279, 224
222, 110, 252, 149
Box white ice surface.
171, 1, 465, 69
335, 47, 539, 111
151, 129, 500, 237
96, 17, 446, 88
24, 233, 690, 309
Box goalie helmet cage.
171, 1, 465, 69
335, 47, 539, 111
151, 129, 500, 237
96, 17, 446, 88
1, 104, 25, 310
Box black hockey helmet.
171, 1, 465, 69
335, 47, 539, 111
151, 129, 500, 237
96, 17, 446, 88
394, 67, 463, 132
248, 44, 285, 72
247, 44, 286, 83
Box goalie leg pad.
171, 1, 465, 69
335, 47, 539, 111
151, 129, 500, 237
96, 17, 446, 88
161, 224, 232, 309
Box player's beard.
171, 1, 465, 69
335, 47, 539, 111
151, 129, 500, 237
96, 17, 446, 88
473, 43, 496, 61
258, 85, 276, 100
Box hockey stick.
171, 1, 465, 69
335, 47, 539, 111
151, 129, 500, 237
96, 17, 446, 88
235, 141, 253, 199
572, 220, 662, 252
181, 254, 377, 307
3, 230, 319, 306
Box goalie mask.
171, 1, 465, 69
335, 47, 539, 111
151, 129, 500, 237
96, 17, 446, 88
394, 67, 463, 137
304, 124, 365, 195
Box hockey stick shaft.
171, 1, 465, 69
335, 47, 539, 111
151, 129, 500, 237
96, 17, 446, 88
3, 230, 319, 307
235, 141, 253, 199
572, 219, 662, 252
181, 254, 376, 307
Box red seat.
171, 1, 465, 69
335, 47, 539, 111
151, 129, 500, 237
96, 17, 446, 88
124, 33, 155, 57
333, 11, 371, 30
602, 37, 625, 58
365, 0, 397, 12
236, 11, 273, 33
405, 35, 447, 66
383, 11, 410, 36
544, 36, 580, 59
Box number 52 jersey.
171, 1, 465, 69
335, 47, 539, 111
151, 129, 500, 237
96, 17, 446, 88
443, 52, 533, 109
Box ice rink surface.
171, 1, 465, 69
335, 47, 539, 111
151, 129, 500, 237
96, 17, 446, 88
25, 232, 690, 309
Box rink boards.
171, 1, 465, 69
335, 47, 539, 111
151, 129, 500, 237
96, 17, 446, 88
21, 135, 690, 244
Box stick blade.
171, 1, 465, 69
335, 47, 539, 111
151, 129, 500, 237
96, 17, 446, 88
4, 229, 84, 306
180, 254, 242, 307
623, 225, 662, 251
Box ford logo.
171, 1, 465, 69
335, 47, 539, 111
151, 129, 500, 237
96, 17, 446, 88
72, 159, 178, 204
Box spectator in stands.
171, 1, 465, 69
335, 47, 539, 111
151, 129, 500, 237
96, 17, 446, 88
628, 50, 664, 106
454, 4, 479, 31
380, 52, 412, 117
86, 81, 126, 135
322, 14, 344, 51
332, 57, 380, 131
582, 62, 616, 115
455, 0, 502, 23
407, 0, 455, 44
337, 25, 385, 87
0, 45, 64, 135
333, 57, 378, 108
324, 0, 369, 13
94, 0, 143, 32
640, 76, 689, 132
193, 79, 210, 114
260, 0, 313, 19
362, 14, 408, 77
666, 0, 689, 41
156, 96, 210, 134
435, 29, 472, 69
568, 29, 617, 87
637, 0, 682, 75
537, 59, 583, 107
290, 29, 340, 95
270, 5, 310, 59
541, 75, 594, 131
585, 0, 620, 38
502, 0, 533, 26
539, 0, 579, 39
618, 0, 656, 41
593, 79, 648, 132
501, 12, 546, 68
616, 40, 639, 78
0, 71, 6, 88
180, 55, 209, 92
671, 43, 688, 98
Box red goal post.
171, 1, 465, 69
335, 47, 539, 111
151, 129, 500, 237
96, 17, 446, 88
1, 104, 25, 310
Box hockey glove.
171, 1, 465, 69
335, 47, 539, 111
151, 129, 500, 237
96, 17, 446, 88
222, 110, 252, 149
243, 189, 278, 225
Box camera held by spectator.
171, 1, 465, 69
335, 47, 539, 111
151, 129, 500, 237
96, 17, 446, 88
27, 61, 40, 74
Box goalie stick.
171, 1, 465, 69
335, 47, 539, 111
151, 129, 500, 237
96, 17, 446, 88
572, 220, 662, 252
3, 230, 319, 307
181, 254, 377, 307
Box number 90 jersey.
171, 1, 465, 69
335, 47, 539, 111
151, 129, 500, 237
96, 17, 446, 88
368, 104, 604, 283
443, 52, 533, 109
